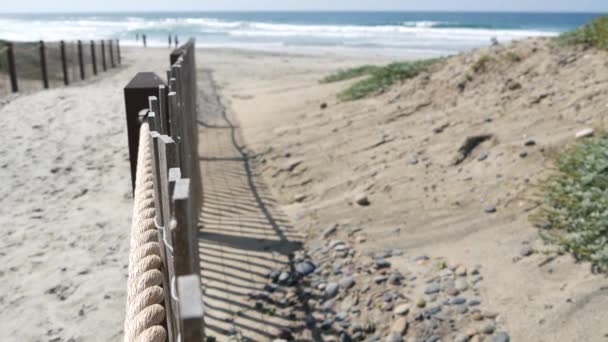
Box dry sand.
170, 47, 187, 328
200, 39, 608, 341
0, 47, 169, 341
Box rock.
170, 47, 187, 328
519, 151, 528, 158
325, 282, 339, 298
388, 272, 404, 285
278, 272, 290, 284
386, 333, 403, 342
339, 276, 355, 289
413, 255, 429, 263
455, 279, 469, 292
283, 159, 303, 172
374, 276, 388, 284
524, 139, 536, 146
455, 265, 467, 276
484, 205, 497, 214
446, 288, 460, 296
356, 235, 367, 243
383, 292, 394, 302
492, 332, 510, 342
575, 128, 594, 139
390, 317, 408, 335
451, 297, 467, 305
454, 333, 470, 342
469, 299, 481, 306
355, 194, 371, 206
375, 259, 391, 269
367, 335, 380, 342
477, 153, 488, 162
416, 297, 427, 308
482, 323, 496, 335
268, 270, 281, 282
472, 312, 483, 321
394, 303, 410, 316
409, 156, 419, 165
294, 194, 307, 202
320, 102, 328, 110
425, 283, 441, 295
458, 305, 468, 314
520, 246, 534, 257
296, 261, 315, 276
322, 224, 338, 238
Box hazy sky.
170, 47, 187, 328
1, 0, 607, 13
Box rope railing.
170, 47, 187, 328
123, 39, 204, 342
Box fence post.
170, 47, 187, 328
59, 41, 68, 86
109, 40, 115, 68
77, 40, 85, 80
116, 39, 121, 65
172, 178, 196, 276
6, 43, 18, 93
123, 72, 166, 191
177, 274, 205, 341
39, 40, 49, 89
101, 40, 107, 71
90, 41, 97, 75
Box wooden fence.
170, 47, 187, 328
124, 39, 204, 341
0, 39, 120, 96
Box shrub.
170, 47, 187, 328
320, 65, 380, 83
558, 16, 608, 51
471, 55, 494, 73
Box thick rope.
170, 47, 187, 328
124, 123, 167, 342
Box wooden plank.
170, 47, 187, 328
148, 96, 161, 133
171, 178, 195, 276
177, 274, 205, 341
167, 91, 181, 168
90, 40, 97, 75
60, 41, 68, 86
6, 43, 18, 92
158, 85, 168, 135
77, 40, 85, 80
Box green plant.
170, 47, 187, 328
541, 134, 608, 272
557, 16, 608, 50
505, 51, 522, 62
320, 65, 380, 83
336, 59, 442, 101
471, 55, 494, 73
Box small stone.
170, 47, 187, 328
355, 194, 371, 206
472, 312, 483, 321
374, 276, 388, 284
451, 297, 466, 305
482, 323, 496, 335
394, 304, 410, 316
322, 224, 338, 238
375, 259, 391, 269
458, 305, 468, 314
520, 246, 534, 257
524, 139, 536, 146
492, 332, 510, 342
383, 292, 394, 302
390, 317, 408, 335
320, 102, 328, 110
339, 276, 355, 290
455, 279, 469, 292
356, 235, 367, 243
294, 194, 307, 202
454, 333, 470, 342
478, 153, 488, 161
416, 297, 427, 308
425, 283, 441, 295
409, 156, 419, 165
484, 205, 497, 214
519, 151, 528, 158
412, 255, 429, 262
388, 273, 403, 285
296, 261, 315, 276
575, 128, 594, 139
385, 333, 403, 342
469, 299, 481, 306
446, 288, 460, 296
278, 272, 290, 284
455, 265, 467, 276
325, 283, 339, 298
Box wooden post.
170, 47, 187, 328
172, 178, 196, 276
77, 40, 85, 80
177, 274, 205, 341
123, 72, 166, 191
6, 42, 18, 93
101, 40, 107, 71
90, 41, 97, 75
143, 34, 147, 48
60, 41, 69, 86
158, 85, 168, 134
116, 39, 121, 65
109, 40, 115, 68
39, 40, 49, 89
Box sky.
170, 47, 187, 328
1, 0, 607, 13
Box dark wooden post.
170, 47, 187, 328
116, 39, 121, 65
77, 40, 85, 80
101, 40, 107, 71
39, 41, 49, 89
6, 43, 18, 93
90, 41, 97, 75
123, 72, 166, 191
109, 40, 115, 68
60, 41, 69, 86
143, 34, 147, 48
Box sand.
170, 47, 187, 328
1, 39, 607, 341
199, 39, 608, 341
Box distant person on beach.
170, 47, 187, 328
169, 35, 172, 48
143, 34, 147, 48
175, 35, 179, 48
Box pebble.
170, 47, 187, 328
388, 273, 403, 285
472, 312, 483, 321
339, 276, 355, 290
458, 305, 468, 314
524, 139, 536, 146
455, 265, 467, 276
390, 317, 408, 335
425, 283, 441, 295
446, 288, 460, 296
367, 335, 380, 342
375, 259, 391, 269
469, 299, 481, 306
519, 151, 528, 158
394, 304, 410, 316
383, 292, 394, 302
412, 255, 430, 262
409, 156, 419, 165
477, 153, 488, 161
451, 297, 467, 305
484, 205, 497, 214
492, 332, 510, 342
296, 261, 315, 276
374, 276, 388, 284
278, 272, 290, 284
322, 224, 338, 238
454, 333, 470, 342
575, 128, 594, 139
416, 297, 427, 308
385, 333, 403, 342
355, 194, 371, 206
482, 323, 496, 335
325, 283, 339, 298
520, 246, 534, 257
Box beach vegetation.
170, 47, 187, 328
471, 55, 494, 73
504, 51, 522, 63
324, 59, 441, 101
558, 16, 608, 50
541, 133, 608, 272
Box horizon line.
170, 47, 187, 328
0, 9, 607, 14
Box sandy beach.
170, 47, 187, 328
1, 38, 608, 341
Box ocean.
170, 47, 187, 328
0, 12, 604, 56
